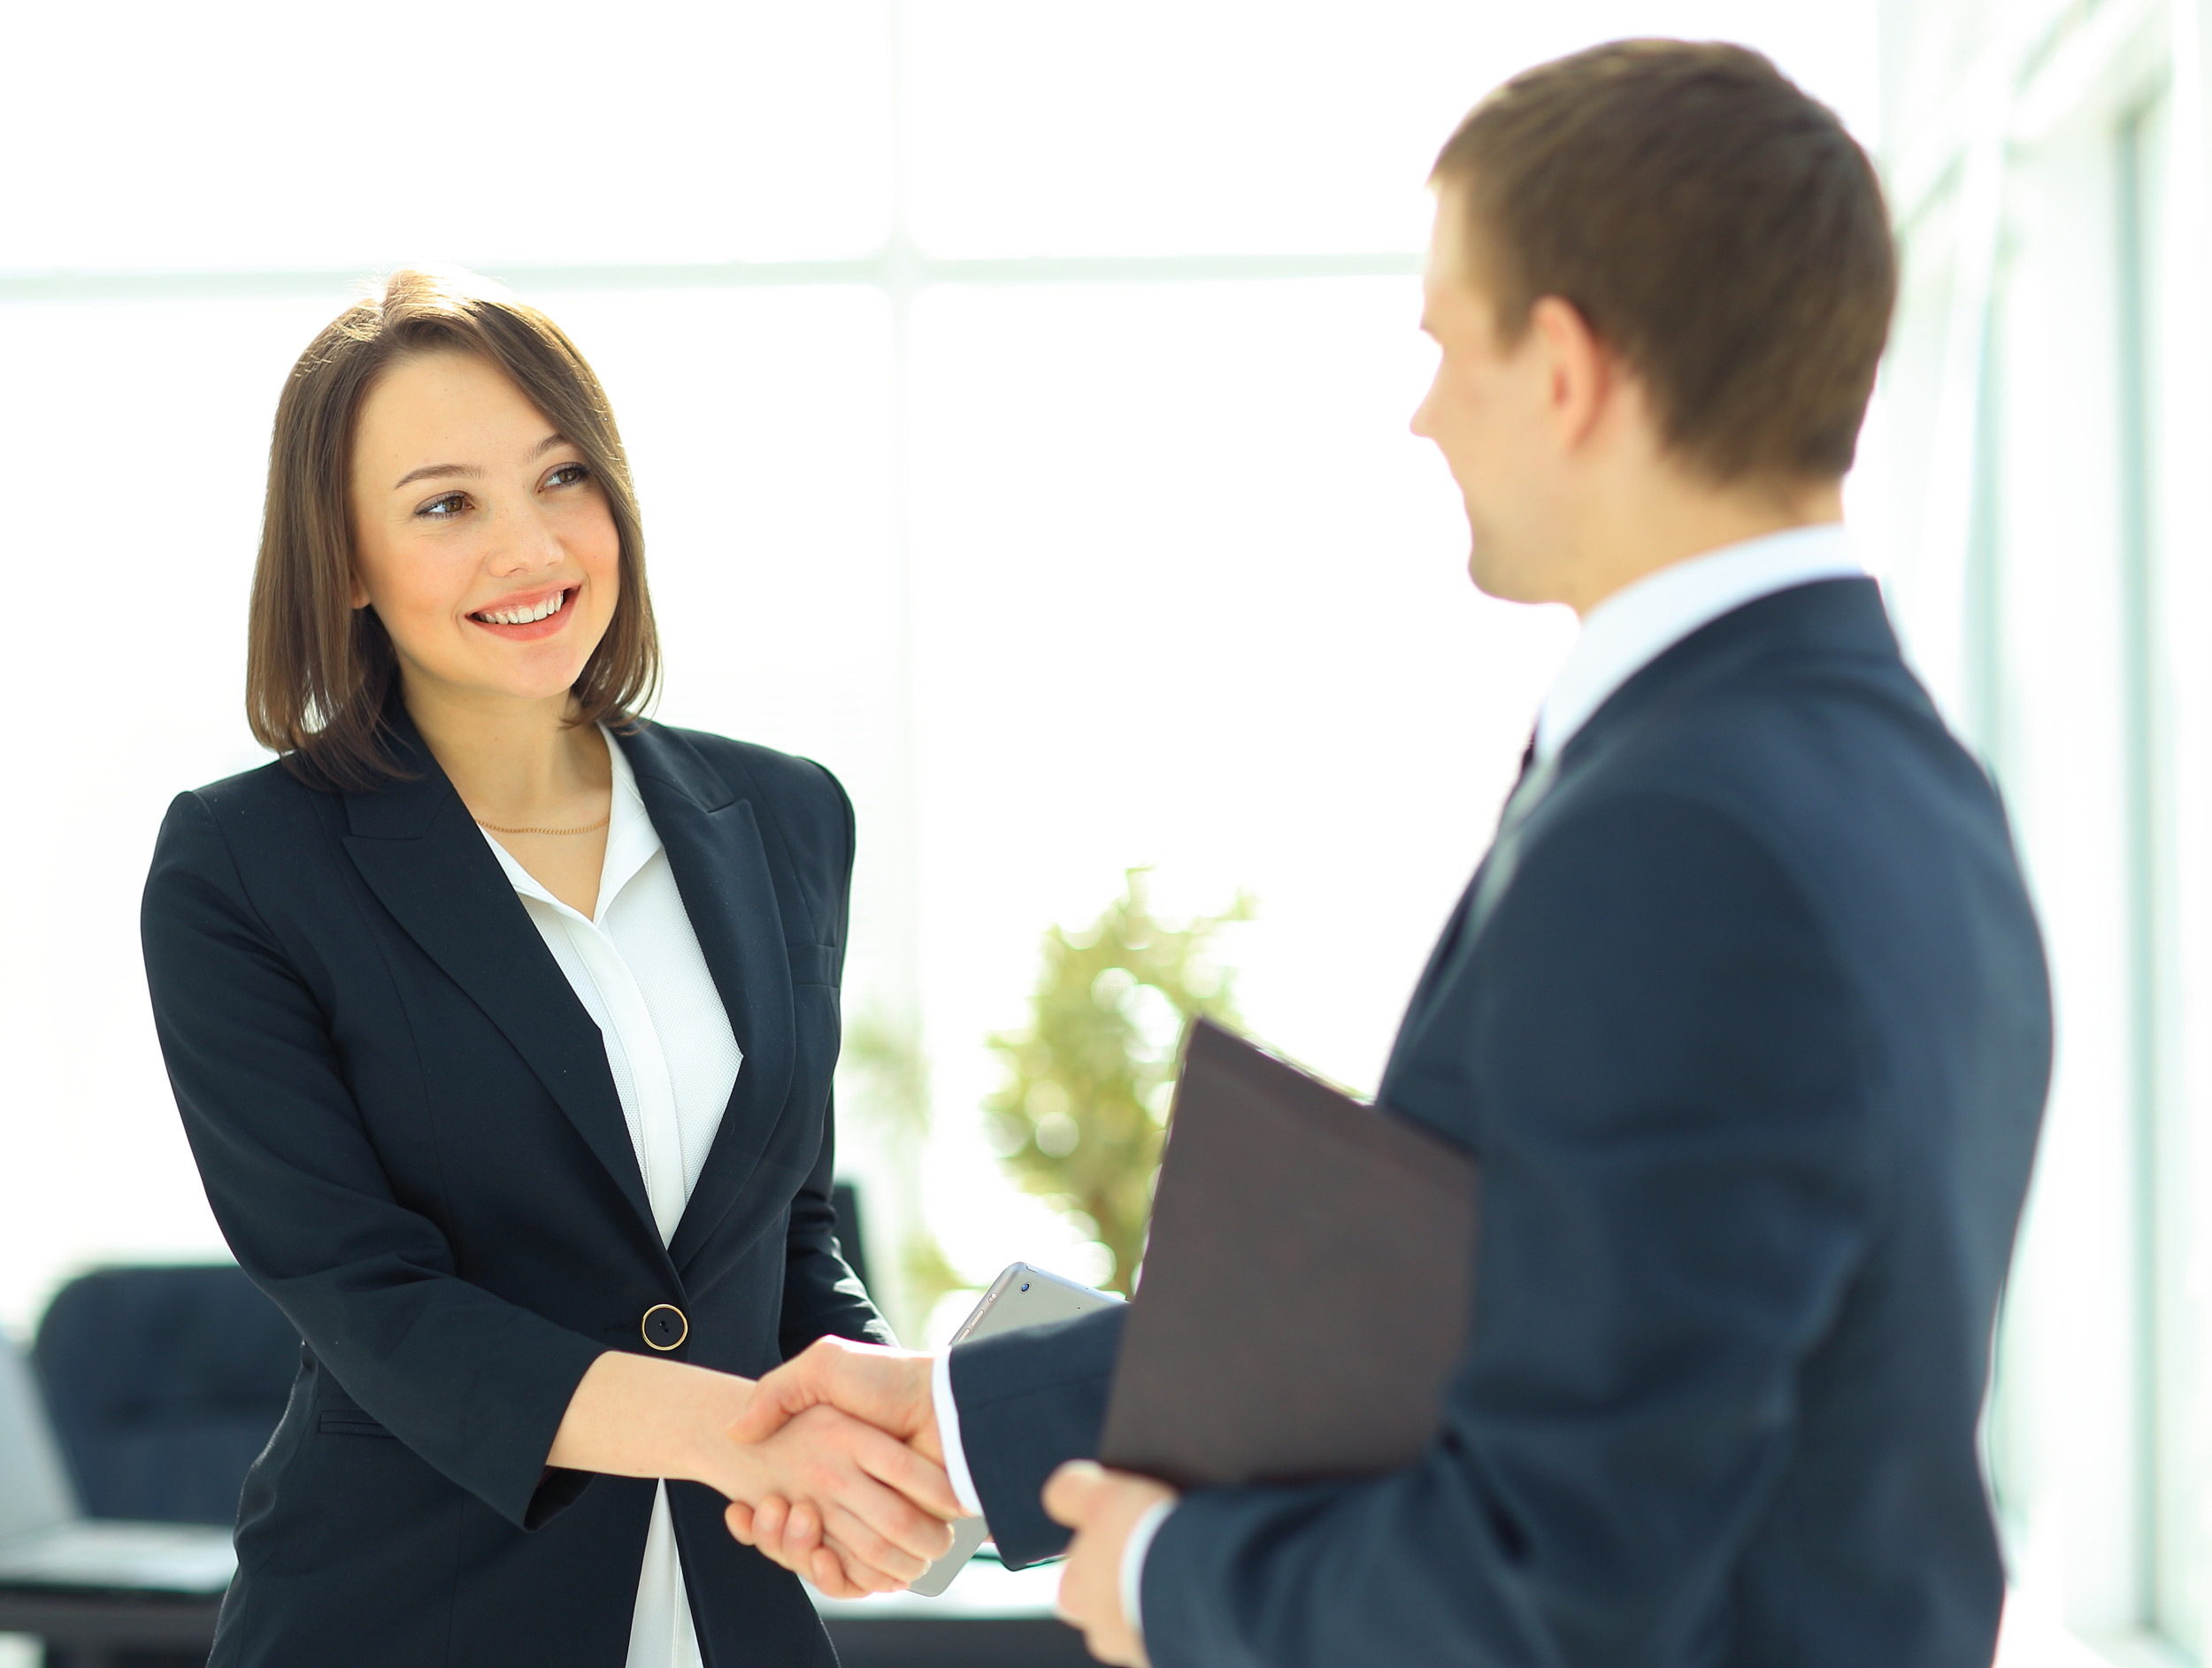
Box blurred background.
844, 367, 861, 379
0, 0, 2204, 1662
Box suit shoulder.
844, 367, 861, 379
1529, 662, 2024, 1000
641, 723, 847, 817
157, 756, 336, 863
633, 722, 854, 887
146, 758, 338, 946
1575, 645, 1990, 846
1519, 777, 1817, 909
181, 754, 334, 815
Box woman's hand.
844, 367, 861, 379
546, 1350, 960, 1595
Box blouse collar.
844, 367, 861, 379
479, 726, 661, 926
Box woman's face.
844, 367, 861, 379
349, 350, 620, 711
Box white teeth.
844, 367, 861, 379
478, 589, 565, 626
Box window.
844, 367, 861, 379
1, 2, 1877, 1340
1880, 0, 2211, 1656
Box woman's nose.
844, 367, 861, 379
484, 501, 565, 575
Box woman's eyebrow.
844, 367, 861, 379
392, 436, 566, 491
394, 461, 480, 490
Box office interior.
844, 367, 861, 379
0, 2, 2205, 1664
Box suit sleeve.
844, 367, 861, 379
779, 1098, 895, 1355
1139, 791, 1876, 1668
950, 1304, 1127, 1566
778, 759, 895, 1355
141, 791, 608, 1532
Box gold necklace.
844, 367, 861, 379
475, 813, 611, 836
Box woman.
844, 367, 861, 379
140, 269, 956, 1667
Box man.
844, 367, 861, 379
731, 40, 2052, 1668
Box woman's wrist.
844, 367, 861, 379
678, 1374, 766, 1499
547, 1350, 758, 1491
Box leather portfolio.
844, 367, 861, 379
1098, 1018, 1479, 1490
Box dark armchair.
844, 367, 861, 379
34, 1265, 298, 1528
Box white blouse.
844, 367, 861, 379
480, 728, 742, 1668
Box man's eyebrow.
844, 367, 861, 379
393, 435, 568, 491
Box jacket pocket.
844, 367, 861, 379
317, 1408, 395, 1438
787, 941, 837, 988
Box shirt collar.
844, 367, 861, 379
1533, 523, 1862, 763
480, 726, 663, 924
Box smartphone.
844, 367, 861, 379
906, 1263, 1120, 1596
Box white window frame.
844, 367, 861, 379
1886, 0, 2212, 1659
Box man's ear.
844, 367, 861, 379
1527, 295, 1613, 454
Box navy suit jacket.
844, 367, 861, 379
951, 578, 2052, 1668
141, 712, 887, 1668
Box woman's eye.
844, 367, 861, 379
418, 493, 468, 519
546, 462, 590, 489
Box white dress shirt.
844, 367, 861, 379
480, 728, 742, 1668
1534, 522, 1863, 762
925, 521, 1866, 1649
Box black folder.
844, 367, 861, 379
1099, 1019, 1480, 1490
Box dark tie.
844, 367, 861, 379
1474, 732, 1556, 934
1417, 732, 1546, 995
1495, 730, 1543, 835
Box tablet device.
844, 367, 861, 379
907, 1263, 1119, 1596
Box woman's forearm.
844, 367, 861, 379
546, 1350, 753, 1490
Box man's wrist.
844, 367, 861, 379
931, 1349, 987, 1518
889, 1349, 946, 1465
1120, 1497, 1176, 1649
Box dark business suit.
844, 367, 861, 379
140, 711, 887, 1668
951, 578, 2052, 1668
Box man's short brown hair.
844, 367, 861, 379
245, 268, 659, 789
1432, 40, 1895, 483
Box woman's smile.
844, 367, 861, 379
468, 581, 578, 641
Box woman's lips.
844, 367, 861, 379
468, 586, 574, 642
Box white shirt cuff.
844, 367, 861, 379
1120, 1498, 1176, 1648
930, 1349, 986, 1518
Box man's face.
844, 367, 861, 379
1410, 186, 1557, 603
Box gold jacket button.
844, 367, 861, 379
641, 1303, 688, 1351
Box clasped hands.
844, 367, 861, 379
724, 1337, 1177, 1666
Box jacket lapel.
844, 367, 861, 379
617, 726, 799, 1272
340, 712, 659, 1237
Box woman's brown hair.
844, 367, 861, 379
246, 267, 659, 789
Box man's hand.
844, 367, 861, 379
716, 1403, 960, 1596
1043, 1461, 1178, 1668
724, 1340, 948, 1596
726, 1336, 941, 1459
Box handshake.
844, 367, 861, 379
713, 1337, 1174, 1666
